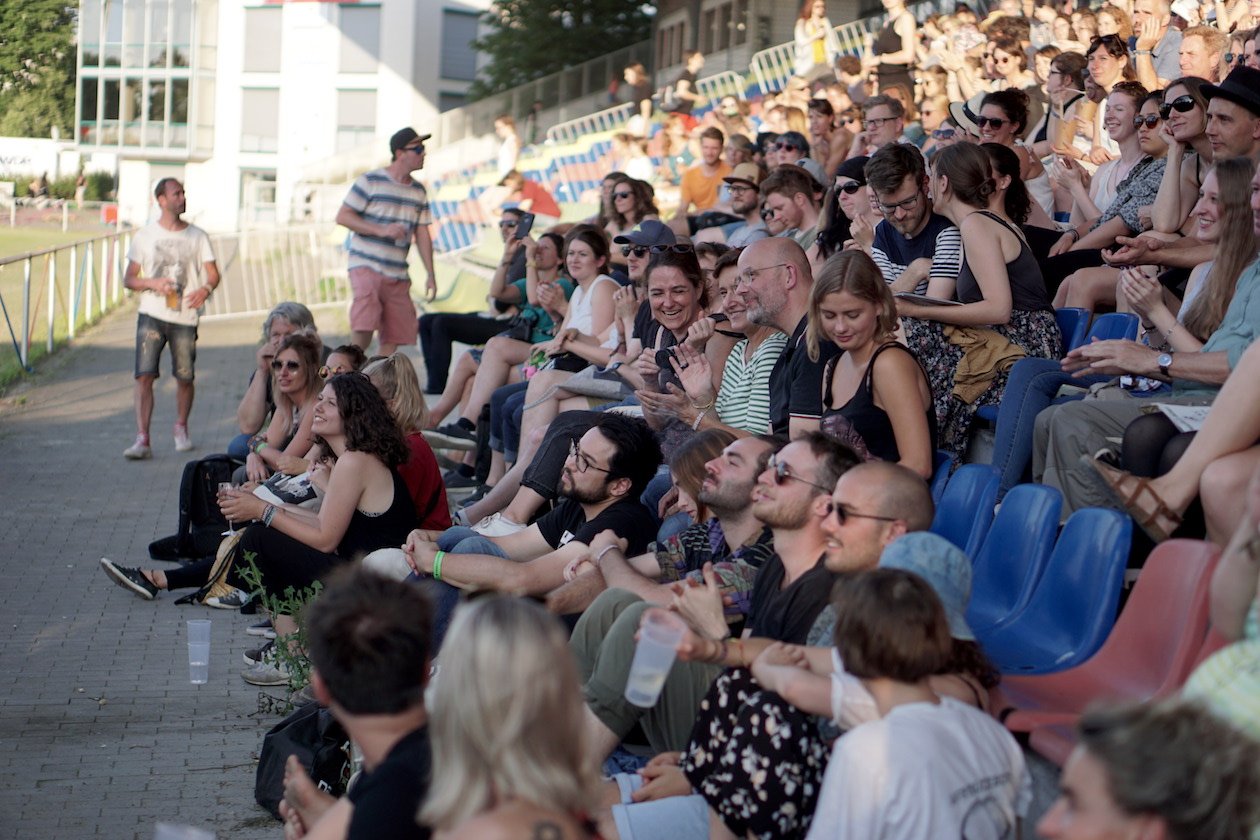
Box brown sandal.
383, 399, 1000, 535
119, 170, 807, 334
1091, 459, 1182, 542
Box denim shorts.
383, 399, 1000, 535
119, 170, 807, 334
134, 312, 197, 381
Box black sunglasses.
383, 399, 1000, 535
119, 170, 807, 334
620, 243, 694, 257
613, 190, 634, 199
1133, 114, 1162, 128
821, 499, 900, 525
1159, 95, 1196, 120
767, 455, 833, 494
773, 142, 800, 151
836, 181, 865, 194
271, 360, 301, 372
975, 116, 1010, 129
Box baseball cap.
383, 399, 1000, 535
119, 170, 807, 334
390, 127, 432, 155
794, 157, 829, 191
878, 532, 975, 641
612, 219, 677, 247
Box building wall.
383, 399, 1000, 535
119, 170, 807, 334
78, 0, 489, 233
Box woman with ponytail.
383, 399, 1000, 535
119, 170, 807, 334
897, 143, 1061, 459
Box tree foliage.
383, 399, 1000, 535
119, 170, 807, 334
0, 2, 77, 138
470, 0, 653, 99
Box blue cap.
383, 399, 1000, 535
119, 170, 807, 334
878, 532, 974, 641
612, 219, 676, 247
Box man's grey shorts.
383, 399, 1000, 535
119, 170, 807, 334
135, 312, 197, 381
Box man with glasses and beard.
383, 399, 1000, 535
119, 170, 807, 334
862, 142, 963, 295
402, 415, 661, 641
694, 163, 769, 247
337, 127, 437, 357
574, 433, 858, 763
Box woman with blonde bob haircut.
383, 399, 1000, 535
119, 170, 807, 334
808, 250, 936, 477
364, 353, 450, 529
421, 596, 598, 838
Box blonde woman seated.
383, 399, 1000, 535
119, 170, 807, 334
241, 332, 325, 483
420, 596, 599, 838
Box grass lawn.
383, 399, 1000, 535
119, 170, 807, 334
0, 226, 128, 388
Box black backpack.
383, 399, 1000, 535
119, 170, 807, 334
148, 454, 241, 562
255, 702, 352, 820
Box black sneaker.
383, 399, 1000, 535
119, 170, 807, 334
425, 422, 477, 450
460, 484, 492, 506
243, 640, 275, 666
443, 469, 482, 490
99, 558, 159, 600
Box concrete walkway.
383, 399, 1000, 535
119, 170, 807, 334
0, 305, 355, 839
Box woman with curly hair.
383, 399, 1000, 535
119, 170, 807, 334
606, 177, 660, 267
222, 372, 417, 685
421, 596, 599, 838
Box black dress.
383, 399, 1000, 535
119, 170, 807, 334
873, 16, 914, 94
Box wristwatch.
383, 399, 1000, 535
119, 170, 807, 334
1157, 352, 1173, 377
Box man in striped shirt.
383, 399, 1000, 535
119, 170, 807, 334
337, 127, 437, 355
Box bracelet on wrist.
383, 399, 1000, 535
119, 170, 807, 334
594, 544, 619, 564
1066, 229, 1080, 243
692, 408, 709, 431
432, 550, 445, 581
262, 504, 277, 527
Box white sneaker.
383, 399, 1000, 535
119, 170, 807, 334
173, 424, 194, 452
242, 653, 290, 687
123, 436, 152, 460
472, 512, 526, 537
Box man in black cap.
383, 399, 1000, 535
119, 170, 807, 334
612, 219, 677, 286
1203, 65, 1260, 162
335, 127, 437, 356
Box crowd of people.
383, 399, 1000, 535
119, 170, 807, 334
94, 0, 1260, 837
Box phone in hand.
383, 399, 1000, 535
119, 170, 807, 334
515, 212, 535, 240
655, 348, 683, 393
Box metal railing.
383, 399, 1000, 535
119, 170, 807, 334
201, 224, 348, 321
695, 70, 750, 104
0, 230, 131, 376
546, 102, 636, 146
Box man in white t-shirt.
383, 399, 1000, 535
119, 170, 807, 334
122, 178, 219, 460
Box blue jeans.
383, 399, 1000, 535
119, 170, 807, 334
488, 381, 529, 457
227, 432, 252, 461
990, 358, 1101, 497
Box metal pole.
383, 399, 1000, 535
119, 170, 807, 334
68, 244, 78, 339
46, 254, 55, 354
20, 258, 30, 367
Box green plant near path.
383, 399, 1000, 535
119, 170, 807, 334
238, 551, 322, 699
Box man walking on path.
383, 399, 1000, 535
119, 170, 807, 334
122, 177, 219, 460
337, 127, 437, 356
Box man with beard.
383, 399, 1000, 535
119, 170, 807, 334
735, 237, 841, 437
546, 435, 778, 615
863, 142, 962, 295
574, 433, 857, 762
403, 415, 660, 644
694, 163, 769, 247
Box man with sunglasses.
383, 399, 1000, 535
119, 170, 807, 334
862, 143, 963, 295
670, 126, 733, 236
575, 433, 859, 762
1131, 0, 1182, 90
403, 415, 661, 641
337, 126, 436, 357
122, 178, 220, 460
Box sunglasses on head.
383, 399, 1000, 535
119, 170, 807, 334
975, 116, 1010, 129
1133, 114, 1162, 128
271, 360, 301, 372
1159, 95, 1196, 120
836, 181, 865, 194
318, 364, 350, 379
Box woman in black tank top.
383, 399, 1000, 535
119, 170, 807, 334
898, 144, 1061, 460
807, 251, 937, 478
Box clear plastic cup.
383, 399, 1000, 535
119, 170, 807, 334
188, 643, 209, 684
186, 619, 211, 645
624, 609, 688, 708
154, 823, 215, 840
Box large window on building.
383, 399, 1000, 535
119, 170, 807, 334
340, 6, 380, 74
336, 89, 377, 152
244, 7, 283, 73
241, 88, 280, 153
440, 10, 479, 81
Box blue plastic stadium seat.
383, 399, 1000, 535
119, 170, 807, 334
966, 483, 1062, 634
929, 449, 954, 505
1055, 307, 1090, 355
1087, 312, 1139, 342
931, 464, 1000, 561
978, 508, 1130, 675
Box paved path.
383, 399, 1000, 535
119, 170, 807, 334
0, 304, 356, 839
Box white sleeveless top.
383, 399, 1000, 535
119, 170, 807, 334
566, 274, 619, 337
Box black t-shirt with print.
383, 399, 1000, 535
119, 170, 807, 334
346, 726, 431, 840
535, 497, 658, 556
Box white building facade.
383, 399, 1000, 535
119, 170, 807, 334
76, 0, 489, 232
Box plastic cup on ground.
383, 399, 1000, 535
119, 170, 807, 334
154, 823, 215, 840
188, 643, 210, 684
187, 619, 211, 645
624, 608, 688, 708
